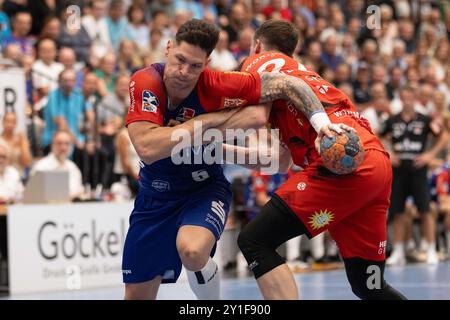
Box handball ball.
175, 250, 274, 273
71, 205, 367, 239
320, 130, 365, 175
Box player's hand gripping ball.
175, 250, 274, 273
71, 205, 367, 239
320, 130, 365, 174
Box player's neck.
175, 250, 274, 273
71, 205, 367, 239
166, 86, 194, 109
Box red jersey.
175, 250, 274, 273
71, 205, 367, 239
241, 52, 386, 167
436, 169, 450, 196
126, 63, 262, 127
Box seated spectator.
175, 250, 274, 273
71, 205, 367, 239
209, 30, 238, 71
232, 27, 253, 65
113, 127, 140, 198
0, 140, 24, 204
263, 0, 292, 21
97, 74, 130, 190
106, 0, 132, 52
81, 0, 112, 63
126, 4, 149, 49
95, 52, 117, 97
39, 15, 60, 42
117, 39, 143, 75
31, 130, 84, 200
0, 10, 11, 46
58, 5, 92, 63
1, 11, 34, 56
0, 111, 31, 176
41, 68, 93, 156
58, 47, 84, 89
32, 38, 64, 100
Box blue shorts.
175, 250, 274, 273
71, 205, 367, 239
122, 178, 231, 284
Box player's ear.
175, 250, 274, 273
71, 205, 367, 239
205, 56, 211, 67
254, 39, 262, 54
166, 40, 172, 57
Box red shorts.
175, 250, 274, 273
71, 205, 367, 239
274, 149, 392, 261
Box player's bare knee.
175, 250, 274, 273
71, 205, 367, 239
179, 246, 209, 271
125, 284, 157, 300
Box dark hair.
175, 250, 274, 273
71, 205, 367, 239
175, 19, 219, 56
254, 19, 299, 57
127, 5, 146, 24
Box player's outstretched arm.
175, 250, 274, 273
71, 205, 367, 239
222, 130, 293, 174
128, 108, 240, 165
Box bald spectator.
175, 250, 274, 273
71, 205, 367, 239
31, 130, 84, 200
2, 11, 34, 56
58, 47, 84, 89
2, 43, 21, 66
415, 84, 435, 116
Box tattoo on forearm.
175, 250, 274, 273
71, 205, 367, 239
259, 73, 324, 119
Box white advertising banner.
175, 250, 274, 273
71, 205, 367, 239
7, 202, 133, 295
0, 68, 26, 133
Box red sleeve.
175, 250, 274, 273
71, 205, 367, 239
125, 66, 166, 126
197, 68, 261, 112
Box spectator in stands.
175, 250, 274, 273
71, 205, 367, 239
320, 33, 343, 71
81, 0, 112, 64
209, 30, 237, 71
31, 38, 64, 100
232, 27, 253, 64
126, 4, 149, 50
2, 11, 34, 56
58, 5, 92, 63
113, 127, 140, 198
222, 2, 248, 46
117, 39, 142, 75
41, 68, 93, 157
0, 9, 11, 46
95, 52, 117, 97
106, 0, 132, 52
39, 15, 60, 42
97, 74, 129, 191
58, 47, 83, 89
0, 140, 24, 204
31, 130, 84, 200
0, 111, 31, 176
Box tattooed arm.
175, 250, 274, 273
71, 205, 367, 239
257, 72, 354, 151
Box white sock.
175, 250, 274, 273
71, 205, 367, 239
311, 233, 325, 260
187, 258, 221, 300
392, 243, 405, 257
427, 242, 437, 254
286, 236, 301, 261
406, 239, 415, 251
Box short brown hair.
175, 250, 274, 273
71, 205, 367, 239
175, 19, 219, 56
254, 19, 299, 57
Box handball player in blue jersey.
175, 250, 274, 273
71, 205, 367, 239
122, 19, 345, 300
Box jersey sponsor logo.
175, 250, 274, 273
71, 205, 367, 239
222, 97, 247, 108
378, 240, 387, 255
192, 170, 210, 182
211, 200, 226, 225
297, 182, 306, 191
151, 179, 170, 192
122, 269, 132, 275
129, 81, 136, 112
308, 209, 334, 230
176, 107, 196, 122
142, 90, 159, 113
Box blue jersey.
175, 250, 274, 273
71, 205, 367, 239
122, 63, 262, 284
126, 63, 261, 197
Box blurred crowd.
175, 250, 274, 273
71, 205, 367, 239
1, 0, 450, 268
